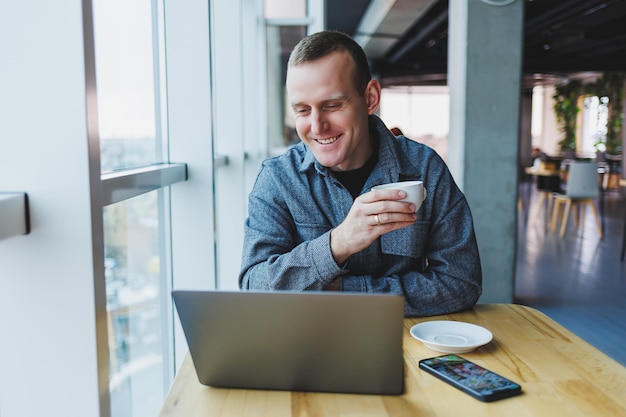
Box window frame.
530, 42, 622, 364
83, 0, 211, 414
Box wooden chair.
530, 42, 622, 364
550, 161, 603, 239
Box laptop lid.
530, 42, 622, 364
172, 290, 405, 395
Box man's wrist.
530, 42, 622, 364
329, 228, 350, 265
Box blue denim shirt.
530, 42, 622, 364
239, 115, 482, 316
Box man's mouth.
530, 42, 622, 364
316, 135, 340, 145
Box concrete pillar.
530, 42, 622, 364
447, 0, 524, 303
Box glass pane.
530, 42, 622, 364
380, 86, 450, 161
105, 191, 170, 417
266, 25, 306, 154
581, 95, 609, 154
93, 0, 159, 173
265, 0, 306, 19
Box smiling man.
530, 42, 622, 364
238, 31, 482, 316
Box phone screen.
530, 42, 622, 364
419, 354, 522, 402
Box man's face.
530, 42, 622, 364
286, 51, 380, 172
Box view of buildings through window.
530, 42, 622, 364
92, 0, 169, 416
104, 193, 166, 417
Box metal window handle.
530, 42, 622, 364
0, 192, 30, 241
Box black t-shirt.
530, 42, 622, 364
332, 149, 379, 200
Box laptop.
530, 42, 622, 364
172, 290, 405, 395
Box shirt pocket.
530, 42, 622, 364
380, 220, 430, 260
293, 219, 331, 243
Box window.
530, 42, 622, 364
3, 0, 215, 415
264, 0, 324, 157
105, 192, 169, 417
91, 0, 181, 415
265, 24, 307, 155
581, 95, 609, 153
380, 86, 450, 161
93, 0, 161, 173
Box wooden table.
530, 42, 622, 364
524, 166, 561, 226
159, 304, 626, 417
524, 166, 561, 178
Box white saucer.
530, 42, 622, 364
410, 321, 493, 353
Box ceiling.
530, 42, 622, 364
325, 0, 626, 87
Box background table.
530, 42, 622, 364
524, 166, 561, 227
159, 304, 626, 417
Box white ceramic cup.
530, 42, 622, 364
372, 180, 427, 212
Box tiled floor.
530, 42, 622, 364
514, 181, 626, 366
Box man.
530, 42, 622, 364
239, 31, 481, 316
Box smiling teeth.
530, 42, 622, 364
317, 136, 338, 144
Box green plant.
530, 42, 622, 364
552, 79, 583, 153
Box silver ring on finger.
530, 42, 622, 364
374, 214, 381, 226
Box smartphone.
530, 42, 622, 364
419, 354, 522, 402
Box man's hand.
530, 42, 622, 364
330, 189, 417, 265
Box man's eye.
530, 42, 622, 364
294, 107, 310, 114
325, 103, 341, 110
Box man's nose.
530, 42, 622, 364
310, 110, 327, 135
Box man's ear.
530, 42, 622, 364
365, 79, 382, 115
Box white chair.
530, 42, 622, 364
549, 161, 602, 238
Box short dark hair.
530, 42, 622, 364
287, 30, 372, 95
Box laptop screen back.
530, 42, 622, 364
172, 290, 405, 395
